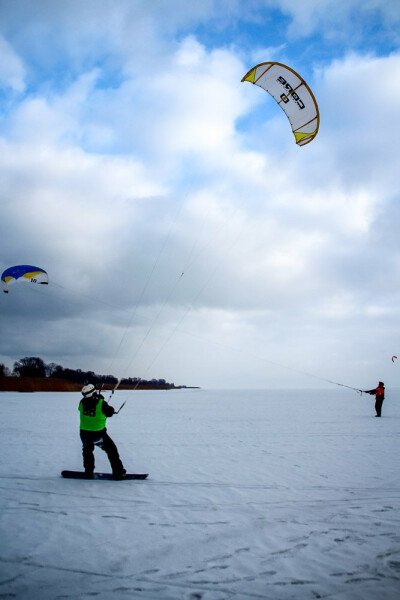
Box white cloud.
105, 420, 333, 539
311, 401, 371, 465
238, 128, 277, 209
0, 138, 165, 298
278, 0, 400, 41
0, 35, 26, 92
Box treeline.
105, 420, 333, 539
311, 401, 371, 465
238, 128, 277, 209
0, 356, 182, 390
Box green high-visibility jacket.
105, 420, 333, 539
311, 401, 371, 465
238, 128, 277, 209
79, 396, 107, 431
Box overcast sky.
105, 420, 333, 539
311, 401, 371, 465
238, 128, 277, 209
1, 0, 399, 389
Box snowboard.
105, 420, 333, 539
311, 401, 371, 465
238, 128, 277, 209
61, 470, 148, 480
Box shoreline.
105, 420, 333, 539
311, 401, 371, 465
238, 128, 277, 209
0, 377, 200, 393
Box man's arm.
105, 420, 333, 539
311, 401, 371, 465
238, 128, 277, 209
100, 397, 115, 417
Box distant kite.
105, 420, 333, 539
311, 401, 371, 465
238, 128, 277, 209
241, 61, 320, 146
392, 355, 397, 363
1, 265, 48, 293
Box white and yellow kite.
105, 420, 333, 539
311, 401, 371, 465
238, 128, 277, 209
242, 61, 319, 146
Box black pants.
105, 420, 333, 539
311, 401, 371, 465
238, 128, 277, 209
375, 397, 384, 417
80, 429, 124, 474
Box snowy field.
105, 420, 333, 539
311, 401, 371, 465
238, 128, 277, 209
0, 388, 399, 600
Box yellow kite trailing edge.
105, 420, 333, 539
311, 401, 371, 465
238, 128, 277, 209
242, 61, 320, 146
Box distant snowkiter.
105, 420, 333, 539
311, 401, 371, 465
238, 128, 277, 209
79, 384, 126, 479
363, 381, 385, 417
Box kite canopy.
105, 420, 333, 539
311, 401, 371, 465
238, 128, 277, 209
1, 265, 48, 293
242, 61, 320, 146
392, 355, 397, 363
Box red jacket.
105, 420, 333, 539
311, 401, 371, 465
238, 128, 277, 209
365, 385, 384, 399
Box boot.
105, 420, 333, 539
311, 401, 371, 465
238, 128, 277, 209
113, 468, 126, 480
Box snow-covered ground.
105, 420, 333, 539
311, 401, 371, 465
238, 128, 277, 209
1, 388, 399, 599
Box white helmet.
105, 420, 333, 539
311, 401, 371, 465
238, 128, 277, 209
81, 383, 96, 397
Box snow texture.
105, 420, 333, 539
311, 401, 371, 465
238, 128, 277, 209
1, 388, 399, 599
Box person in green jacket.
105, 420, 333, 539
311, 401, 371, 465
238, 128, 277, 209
79, 384, 126, 479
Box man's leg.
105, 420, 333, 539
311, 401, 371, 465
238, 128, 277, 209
96, 431, 125, 476
375, 398, 383, 417
80, 431, 95, 476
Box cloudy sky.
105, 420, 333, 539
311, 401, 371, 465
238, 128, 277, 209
1, 0, 399, 389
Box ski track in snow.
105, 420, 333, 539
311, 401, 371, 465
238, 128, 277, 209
0, 389, 400, 599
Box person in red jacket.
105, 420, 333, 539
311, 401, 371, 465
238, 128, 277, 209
363, 381, 385, 417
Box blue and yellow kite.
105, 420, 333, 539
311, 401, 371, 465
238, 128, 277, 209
1, 265, 49, 293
